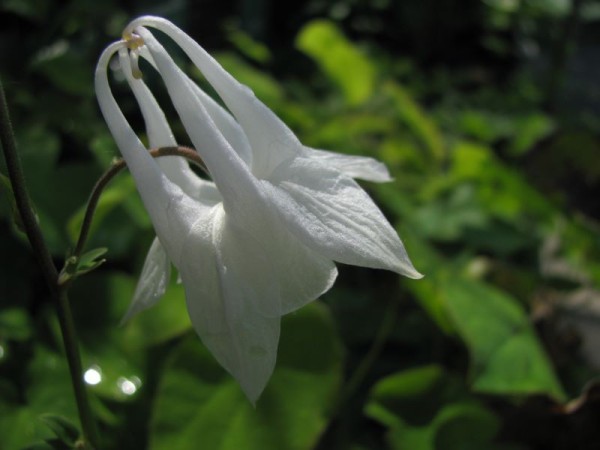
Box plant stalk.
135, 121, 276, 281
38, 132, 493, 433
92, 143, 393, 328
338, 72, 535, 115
71, 146, 206, 261
0, 78, 100, 449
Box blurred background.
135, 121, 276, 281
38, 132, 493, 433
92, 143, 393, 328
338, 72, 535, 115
1, 0, 600, 449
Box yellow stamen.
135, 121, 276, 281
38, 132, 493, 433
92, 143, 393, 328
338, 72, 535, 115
121, 33, 145, 79
123, 32, 145, 51
129, 50, 143, 80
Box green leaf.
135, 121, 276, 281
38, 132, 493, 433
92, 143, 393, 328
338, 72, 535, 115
21, 159, 102, 256
74, 248, 107, 277
26, 347, 80, 420
457, 109, 514, 144
77, 247, 108, 269
433, 404, 499, 450
366, 368, 500, 450
296, 20, 375, 105
89, 133, 119, 167
385, 403, 500, 450
509, 113, 554, 156
122, 278, 192, 347
388, 227, 564, 401
0, 307, 33, 341
226, 26, 271, 63
69, 271, 192, 350
16, 125, 60, 175
365, 365, 446, 427
310, 112, 397, 155
385, 83, 445, 162
59, 248, 108, 284
442, 278, 566, 400
149, 302, 343, 450
450, 140, 554, 220
395, 229, 455, 334
0, 407, 53, 450
20, 442, 58, 450
39, 414, 80, 447
410, 185, 488, 241
0, 0, 51, 22
31, 40, 93, 97
0, 346, 89, 450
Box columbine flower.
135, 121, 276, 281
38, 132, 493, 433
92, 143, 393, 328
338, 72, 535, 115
95, 16, 421, 402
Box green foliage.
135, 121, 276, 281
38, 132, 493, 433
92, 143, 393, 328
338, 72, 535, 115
149, 303, 342, 450
226, 26, 272, 64
0, 346, 79, 450
59, 248, 107, 286
296, 19, 375, 106
385, 83, 445, 162
365, 366, 502, 450
32, 41, 94, 97
0, 307, 33, 341
39, 414, 81, 448
443, 278, 565, 400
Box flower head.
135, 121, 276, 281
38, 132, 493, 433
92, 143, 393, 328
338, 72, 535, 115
95, 16, 421, 402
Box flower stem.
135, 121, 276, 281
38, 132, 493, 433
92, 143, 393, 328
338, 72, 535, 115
57, 288, 99, 450
72, 146, 206, 261
0, 78, 100, 449
0, 80, 57, 289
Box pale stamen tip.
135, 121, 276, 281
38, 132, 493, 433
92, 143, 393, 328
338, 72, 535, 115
123, 32, 145, 51
128, 48, 144, 79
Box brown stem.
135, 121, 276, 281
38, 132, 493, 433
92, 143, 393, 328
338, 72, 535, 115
72, 146, 207, 261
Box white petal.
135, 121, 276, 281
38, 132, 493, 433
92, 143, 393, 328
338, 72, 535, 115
121, 237, 171, 324
302, 147, 392, 182
185, 77, 254, 168
178, 205, 280, 403
128, 16, 300, 179
137, 27, 262, 216
95, 42, 200, 265
264, 157, 423, 278
119, 49, 176, 148
178, 201, 336, 401
119, 48, 218, 203
138, 46, 253, 168
119, 48, 221, 317
219, 207, 337, 318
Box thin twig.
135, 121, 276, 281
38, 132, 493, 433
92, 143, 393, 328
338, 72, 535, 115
72, 145, 207, 261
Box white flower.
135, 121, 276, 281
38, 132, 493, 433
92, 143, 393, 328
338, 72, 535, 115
95, 16, 421, 403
